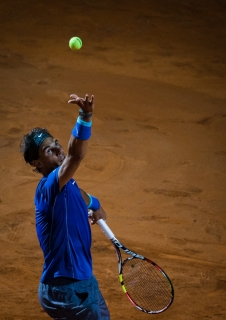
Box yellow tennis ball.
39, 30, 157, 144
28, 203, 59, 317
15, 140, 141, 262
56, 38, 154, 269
69, 37, 82, 50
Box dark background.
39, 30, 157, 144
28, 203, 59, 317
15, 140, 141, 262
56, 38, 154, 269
0, 1, 225, 319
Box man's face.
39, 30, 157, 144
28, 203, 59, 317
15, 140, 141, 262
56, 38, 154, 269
38, 137, 65, 175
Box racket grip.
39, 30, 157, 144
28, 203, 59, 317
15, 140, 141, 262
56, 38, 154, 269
97, 219, 115, 240
88, 209, 115, 239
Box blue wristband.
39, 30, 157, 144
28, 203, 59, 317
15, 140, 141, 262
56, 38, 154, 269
72, 117, 92, 140
77, 117, 92, 127
87, 194, 100, 210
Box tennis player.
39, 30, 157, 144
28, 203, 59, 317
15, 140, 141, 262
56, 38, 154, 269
20, 93, 110, 320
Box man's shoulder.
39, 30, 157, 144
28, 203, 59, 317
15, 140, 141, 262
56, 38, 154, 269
35, 177, 46, 196
36, 167, 60, 192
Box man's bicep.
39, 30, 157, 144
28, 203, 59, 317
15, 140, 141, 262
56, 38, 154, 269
79, 189, 90, 206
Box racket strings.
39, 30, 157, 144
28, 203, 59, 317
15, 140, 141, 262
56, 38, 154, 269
122, 258, 173, 312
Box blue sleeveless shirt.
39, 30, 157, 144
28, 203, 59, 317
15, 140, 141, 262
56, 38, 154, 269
34, 167, 92, 283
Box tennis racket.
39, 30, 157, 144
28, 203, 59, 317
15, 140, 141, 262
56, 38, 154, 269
90, 213, 174, 314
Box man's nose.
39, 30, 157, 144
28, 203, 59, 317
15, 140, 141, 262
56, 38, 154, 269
54, 146, 62, 154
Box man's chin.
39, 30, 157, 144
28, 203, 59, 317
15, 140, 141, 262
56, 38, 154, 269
60, 158, 65, 165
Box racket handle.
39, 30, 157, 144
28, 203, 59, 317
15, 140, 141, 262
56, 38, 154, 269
88, 210, 115, 240
97, 219, 115, 240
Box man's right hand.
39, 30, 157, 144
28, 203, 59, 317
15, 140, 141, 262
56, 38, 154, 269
89, 207, 107, 225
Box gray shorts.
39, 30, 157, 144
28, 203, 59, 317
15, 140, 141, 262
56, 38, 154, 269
38, 275, 110, 320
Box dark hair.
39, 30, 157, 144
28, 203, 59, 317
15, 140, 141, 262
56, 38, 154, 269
20, 127, 53, 164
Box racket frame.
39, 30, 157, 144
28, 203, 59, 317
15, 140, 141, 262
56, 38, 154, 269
91, 216, 174, 314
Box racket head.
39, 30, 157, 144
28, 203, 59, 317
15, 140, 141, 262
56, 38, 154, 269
120, 256, 174, 314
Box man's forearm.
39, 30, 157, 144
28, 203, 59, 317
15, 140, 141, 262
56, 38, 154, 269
67, 135, 89, 161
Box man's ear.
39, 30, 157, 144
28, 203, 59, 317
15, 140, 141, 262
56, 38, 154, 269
31, 159, 42, 169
